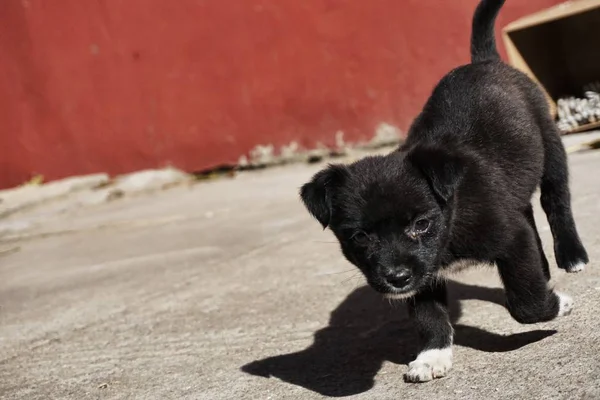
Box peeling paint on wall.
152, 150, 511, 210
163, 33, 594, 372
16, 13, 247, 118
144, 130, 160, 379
367, 123, 402, 148
237, 123, 403, 169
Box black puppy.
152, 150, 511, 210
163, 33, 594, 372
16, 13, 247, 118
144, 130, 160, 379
300, 0, 589, 383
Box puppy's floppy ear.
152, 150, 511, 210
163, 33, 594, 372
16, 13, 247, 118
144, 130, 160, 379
407, 146, 465, 204
300, 164, 349, 228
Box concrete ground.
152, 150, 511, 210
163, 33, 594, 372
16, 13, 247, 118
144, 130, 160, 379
1, 138, 599, 400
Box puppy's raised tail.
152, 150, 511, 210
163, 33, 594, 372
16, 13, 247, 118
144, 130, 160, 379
471, 0, 506, 63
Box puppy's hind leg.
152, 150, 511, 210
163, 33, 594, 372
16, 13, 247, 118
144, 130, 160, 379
525, 204, 551, 281
540, 121, 588, 272
498, 217, 573, 324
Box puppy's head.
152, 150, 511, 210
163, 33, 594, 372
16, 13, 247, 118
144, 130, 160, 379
300, 147, 465, 298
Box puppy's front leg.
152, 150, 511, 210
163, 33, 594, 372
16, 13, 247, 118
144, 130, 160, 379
405, 281, 453, 383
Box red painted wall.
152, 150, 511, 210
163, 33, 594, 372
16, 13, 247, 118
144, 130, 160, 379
0, 0, 562, 189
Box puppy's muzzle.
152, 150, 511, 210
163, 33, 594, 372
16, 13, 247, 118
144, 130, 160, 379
383, 268, 413, 291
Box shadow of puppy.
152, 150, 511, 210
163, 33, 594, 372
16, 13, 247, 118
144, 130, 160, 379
242, 281, 556, 397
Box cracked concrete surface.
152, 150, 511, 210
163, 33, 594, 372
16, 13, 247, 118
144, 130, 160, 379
1, 141, 599, 400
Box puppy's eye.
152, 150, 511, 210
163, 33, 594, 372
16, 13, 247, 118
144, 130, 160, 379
352, 231, 371, 245
413, 219, 430, 234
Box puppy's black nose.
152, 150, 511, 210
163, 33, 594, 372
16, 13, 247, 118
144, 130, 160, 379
385, 269, 412, 289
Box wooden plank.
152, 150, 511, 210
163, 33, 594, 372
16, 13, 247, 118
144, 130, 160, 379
563, 120, 600, 134
504, 0, 600, 32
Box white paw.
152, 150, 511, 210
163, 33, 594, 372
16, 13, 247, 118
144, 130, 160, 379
404, 347, 452, 383
557, 292, 574, 317
567, 261, 586, 273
